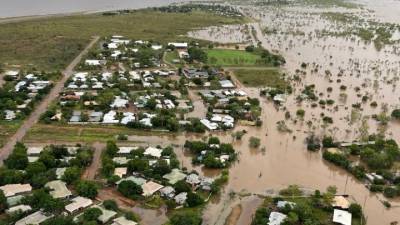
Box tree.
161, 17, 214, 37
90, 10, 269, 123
83, 207, 102, 221
174, 180, 191, 194
169, 211, 202, 225
348, 203, 362, 218
106, 140, 119, 157
391, 109, 400, 119
186, 192, 204, 207
249, 137, 261, 148
76, 181, 98, 199
103, 200, 118, 211
4, 142, 28, 170
23, 189, 64, 213
118, 181, 143, 199
42, 216, 76, 225
62, 167, 81, 184
0, 190, 7, 213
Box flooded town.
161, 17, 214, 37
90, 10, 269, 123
0, 0, 399, 225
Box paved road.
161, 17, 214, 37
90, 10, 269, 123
0, 36, 100, 165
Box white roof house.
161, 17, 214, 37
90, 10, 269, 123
219, 80, 235, 88
56, 168, 67, 179
15, 211, 52, 225
332, 196, 350, 209
186, 174, 201, 186
85, 59, 101, 66
113, 157, 129, 165
91, 205, 117, 223
4, 70, 19, 77
114, 167, 128, 178
121, 112, 135, 125
333, 209, 352, 225
45, 180, 72, 199
159, 186, 175, 198
168, 42, 188, 49
268, 212, 287, 225
65, 196, 93, 214
112, 216, 138, 225
174, 192, 187, 205
277, 201, 296, 209
110, 96, 129, 108
27, 146, 44, 155
4, 110, 16, 121
0, 184, 32, 197
141, 181, 164, 197
144, 147, 162, 158
200, 119, 218, 130
6, 205, 32, 214
103, 111, 119, 124
117, 146, 138, 154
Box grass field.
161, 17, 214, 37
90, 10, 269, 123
0, 121, 21, 147
207, 49, 261, 66
0, 10, 243, 71
24, 124, 171, 143
233, 68, 287, 88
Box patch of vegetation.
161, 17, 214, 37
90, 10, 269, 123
0, 9, 244, 70
234, 68, 287, 88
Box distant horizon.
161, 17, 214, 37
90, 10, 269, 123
0, 0, 201, 18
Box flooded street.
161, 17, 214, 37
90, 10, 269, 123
187, 1, 400, 225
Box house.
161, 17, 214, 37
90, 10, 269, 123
15, 211, 52, 225
332, 196, 350, 209
159, 186, 175, 198
45, 180, 72, 199
116, 176, 147, 186
91, 205, 117, 223
163, 169, 187, 185
85, 60, 102, 66
27, 146, 43, 155
183, 68, 209, 79
110, 96, 129, 108
144, 147, 162, 158
4, 70, 19, 78
219, 80, 235, 88
112, 216, 138, 225
268, 212, 287, 225
56, 168, 67, 179
277, 201, 296, 209
200, 177, 214, 191
333, 209, 352, 225
65, 196, 93, 214
6, 205, 32, 214
141, 181, 164, 197
168, 42, 188, 49
114, 167, 128, 178
117, 146, 138, 155
174, 192, 187, 205
121, 112, 135, 125
70, 110, 82, 123
4, 110, 16, 120
186, 174, 201, 186
200, 119, 218, 130
0, 184, 32, 197
113, 157, 129, 165
103, 111, 119, 124
89, 111, 104, 122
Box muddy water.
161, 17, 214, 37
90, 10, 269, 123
187, 3, 400, 225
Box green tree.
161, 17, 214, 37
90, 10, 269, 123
103, 200, 119, 211
0, 190, 7, 213
118, 181, 143, 199
186, 192, 204, 207
62, 167, 81, 184
348, 203, 362, 218
76, 181, 98, 199
83, 207, 102, 221
4, 142, 28, 170
170, 211, 202, 225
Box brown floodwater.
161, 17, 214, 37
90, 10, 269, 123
186, 2, 400, 225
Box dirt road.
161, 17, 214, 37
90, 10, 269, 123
82, 142, 105, 180
0, 36, 100, 165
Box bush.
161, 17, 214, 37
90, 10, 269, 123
186, 192, 204, 207
391, 109, 400, 119
249, 137, 261, 148
383, 187, 398, 198
103, 200, 118, 211
169, 211, 202, 225
348, 203, 362, 218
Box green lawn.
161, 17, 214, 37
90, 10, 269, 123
206, 49, 261, 66
24, 124, 170, 143
233, 68, 287, 88
0, 120, 21, 147
0, 10, 243, 71
164, 50, 183, 67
